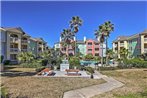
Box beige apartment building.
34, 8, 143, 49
112, 30, 147, 58
0, 27, 48, 63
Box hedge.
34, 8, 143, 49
123, 58, 147, 68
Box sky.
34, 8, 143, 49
1, 1, 147, 48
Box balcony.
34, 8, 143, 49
10, 37, 18, 43
21, 40, 28, 44
21, 49, 27, 52
144, 48, 147, 53
95, 45, 99, 48
87, 51, 92, 54
120, 43, 124, 47
87, 45, 92, 48
10, 48, 18, 52
144, 38, 147, 43
114, 44, 118, 47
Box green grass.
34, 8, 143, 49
93, 68, 147, 98
1, 67, 106, 98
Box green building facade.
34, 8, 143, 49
28, 38, 38, 56
128, 34, 141, 58
76, 41, 86, 56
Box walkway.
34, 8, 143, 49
63, 71, 124, 98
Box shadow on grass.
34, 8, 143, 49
1, 71, 37, 77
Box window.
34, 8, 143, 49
95, 53, 99, 56
95, 48, 99, 51
10, 54, 17, 60
88, 43, 92, 45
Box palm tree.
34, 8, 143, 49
95, 29, 105, 66
69, 16, 82, 33
100, 21, 114, 65
69, 16, 83, 55
60, 29, 74, 58
119, 48, 129, 59
17, 52, 34, 63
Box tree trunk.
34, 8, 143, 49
66, 45, 69, 59
106, 36, 108, 66
101, 43, 103, 67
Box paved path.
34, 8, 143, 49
63, 71, 124, 98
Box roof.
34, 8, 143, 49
113, 36, 128, 43
140, 29, 147, 35
2, 27, 24, 34
35, 38, 46, 43
1, 27, 31, 37
127, 33, 139, 40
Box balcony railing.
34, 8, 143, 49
144, 48, 147, 53
95, 45, 99, 48
87, 51, 92, 53
120, 43, 124, 47
21, 49, 27, 52
87, 45, 92, 48
144, 38, 147, 42
21, 40, 28, 43
10, 37, 18, 43
10, 48, 18, 52
114, 44, 118, 47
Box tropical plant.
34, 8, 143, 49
69, 16, 83, 55
85, 67, 94, 79
69, 16, 82, 33
84, 54, 94, 61
119, 48, 129, 59
140, 53, 147, 61
60, 29, 74, 57
95, 21, 114, 66
69, 56, 80, 69
17, 52, 34, 63
106, 49, 114, 59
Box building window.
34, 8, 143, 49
10, 54, 17, 60
88, 43, 92, 45
95, 53, 99, 56
95, 48, 99, 51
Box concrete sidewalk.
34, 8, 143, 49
63, 71, 124, 98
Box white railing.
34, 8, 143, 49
120, 43, 124, 47
114, 44, 118, 47
144, 38, 147, 42
21, 40, 28, 43
144, 48, 147, 53
10, 37, 18, 43
21, 49, 27, 52
10, 48, 18, 52
95, 45, 99, 48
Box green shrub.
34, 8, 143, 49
99, 67, 117, 71
42, 59, 48, 66
123, 58, 147, 68
85, 67, 94, 74
20, 60, 42, 68
3, 60, 10, 65
1, 87, 8, 98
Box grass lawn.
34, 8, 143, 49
1, 66, 105, 98
93, 68, 147, 98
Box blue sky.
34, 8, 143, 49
1, 1, 147, 48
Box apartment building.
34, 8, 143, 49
54, 36, 106, 57
112, 30, 147, 58
0, 27, 48, 62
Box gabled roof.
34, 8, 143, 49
35, 37, 46, 43
140, 29, 147, 35
2, 27, 24, 34
113, 36, 128, 43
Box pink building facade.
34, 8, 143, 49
86, 39, 100, 56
